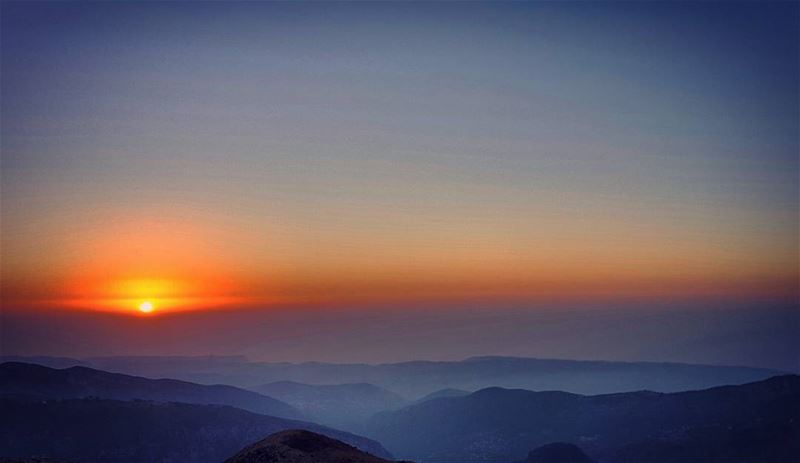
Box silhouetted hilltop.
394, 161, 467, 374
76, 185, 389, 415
224, 429, 398, 463
0, 397, 391, 463
367, 375, 800, 463
252, 382, 407, 430
518, 443, 595, 463
0, 362, 301, 419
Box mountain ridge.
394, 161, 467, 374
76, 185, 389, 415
0, 362, 302, 420
367, 374, 800, 463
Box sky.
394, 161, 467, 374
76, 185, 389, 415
1, 2, 798, 368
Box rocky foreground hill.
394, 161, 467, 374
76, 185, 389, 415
225, 430, 403, 463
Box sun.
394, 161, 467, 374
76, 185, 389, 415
138, 300, 154, 313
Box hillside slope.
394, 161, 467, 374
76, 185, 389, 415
0, 362, 301, 419
0, 397, 391, 463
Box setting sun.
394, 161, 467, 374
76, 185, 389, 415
138, 301, 154, 313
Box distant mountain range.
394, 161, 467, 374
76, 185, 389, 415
251, 381, 407, 430
0, 398, 391, 463
0, 362, 301, 420
224, 429, 399, 463
6, 355, 786, 397
366, 375, 800, 463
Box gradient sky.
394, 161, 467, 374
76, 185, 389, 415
1, 2, 798, 366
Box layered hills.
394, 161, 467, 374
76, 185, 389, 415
367, 375, 800, 463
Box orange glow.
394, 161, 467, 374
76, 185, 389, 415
16, 211, 264, 314
62, 275, 249, 314
1, 202, 796, 314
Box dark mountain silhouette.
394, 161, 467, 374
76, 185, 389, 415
367, 375, 800, 463
517, 443, 595, 463
63, 355, 786, 397
224, 429, 399, 463
0, 397, 391, 463
0, 362, 301, 419
252, 381, 407, 430
0, 356, 86, 369
607, 419, 800, 463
